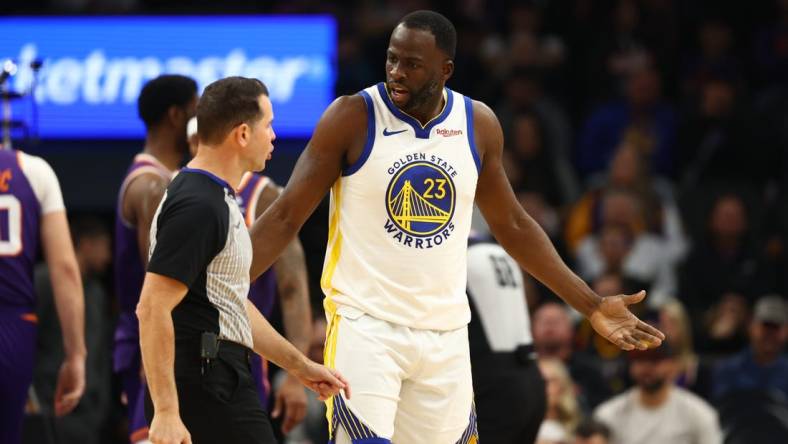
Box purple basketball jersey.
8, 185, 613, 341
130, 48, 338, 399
113, 154, 172, 373
236, 172, 278, 318
0, 150, 41, 314
237, 172, 279, 408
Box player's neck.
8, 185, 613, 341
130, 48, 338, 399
405, 90, 445, 126
188, 145, 245, 190
143, 134, 183, 172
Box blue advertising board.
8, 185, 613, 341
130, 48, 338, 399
0, 16, 336, 138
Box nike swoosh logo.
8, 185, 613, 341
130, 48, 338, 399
382, 128, 407, 136
235, 221, 241, 229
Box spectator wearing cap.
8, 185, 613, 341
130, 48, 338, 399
712, 295, 788, 401
594, 342, 721, 444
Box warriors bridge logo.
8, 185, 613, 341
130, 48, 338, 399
384, 155, 457, 249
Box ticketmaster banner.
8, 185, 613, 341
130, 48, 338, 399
0, 16, 336, 138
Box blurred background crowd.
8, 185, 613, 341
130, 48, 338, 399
3, 0, 788, 443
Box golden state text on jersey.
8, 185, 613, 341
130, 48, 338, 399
384, 155, 457, 248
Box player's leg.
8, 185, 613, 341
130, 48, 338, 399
0, 315, 37, 444
325, 309, 415, 443
119, 356, 150, 443
392, 326, 477, 444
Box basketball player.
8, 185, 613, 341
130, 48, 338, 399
0, 148, 86, 443
188, 117, 312, 434
248, 11, 665, 443
114, 75, 197, 443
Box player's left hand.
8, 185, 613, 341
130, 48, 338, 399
272, 374, 308, 434
292, 360, 351, 402
589, 291, 666, 351
54, 355, 86, 416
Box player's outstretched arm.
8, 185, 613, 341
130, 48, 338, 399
254, 183, 311, 433
472, 100, 665, 351
245, 300, 350, 401
41, 210, 86, 416
249, 95, 367, 280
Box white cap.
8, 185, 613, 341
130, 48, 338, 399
186, 116, 198, 139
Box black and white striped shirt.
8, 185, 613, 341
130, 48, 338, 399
148, 168, 253, 348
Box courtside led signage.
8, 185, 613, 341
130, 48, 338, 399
0, 16, 336, 138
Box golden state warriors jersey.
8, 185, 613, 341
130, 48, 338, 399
321, 83, 481, 330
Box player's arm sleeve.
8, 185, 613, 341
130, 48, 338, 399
147, 197, 228, 287
21, 153, 65, 214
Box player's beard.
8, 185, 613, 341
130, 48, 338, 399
401, 78, 441, 114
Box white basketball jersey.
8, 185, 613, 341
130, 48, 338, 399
467, 242, 533, 352
321, 83, 481, 331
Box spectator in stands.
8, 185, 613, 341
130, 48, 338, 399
573, 419, 611, 444
495, 71, 579, 205
713, 295, 788, 401
659, 299, 713, 399
565, 139, 686, 261
754, 0, 788, 87
680, 194, 772, 353
33, 216, 114, 443
577, 63, 676, 177
595, 343, 722, 444
677, 74, 773, 191
505, 111, 570, 207
536, 358, 582, 444
574, 189, 677, 304
681, 18, 741, 97
533, 303, 610, 411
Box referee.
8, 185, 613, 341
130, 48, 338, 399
136, 77, 348, 444
467, 237, 546, 443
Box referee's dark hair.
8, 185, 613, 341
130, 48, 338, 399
398, 10, 457, 59
197, 76, 270, 145
137, 74, 198, 129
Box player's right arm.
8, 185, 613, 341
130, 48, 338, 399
249, 95, 367, 280
123, 174, 168, 267
31, 155, 86, 416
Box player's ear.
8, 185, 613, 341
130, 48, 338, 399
167, 105, 183, 127
442, 59, 454, 82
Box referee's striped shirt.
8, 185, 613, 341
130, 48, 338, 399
147, 167, 254, 348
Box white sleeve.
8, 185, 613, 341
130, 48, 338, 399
19, 152, 65, 214
694, 403, 723, 444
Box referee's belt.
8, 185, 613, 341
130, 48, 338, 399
479, 344, 537, 367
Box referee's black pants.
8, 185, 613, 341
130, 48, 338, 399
471, 346, 546, 444
145, 339, 276, 443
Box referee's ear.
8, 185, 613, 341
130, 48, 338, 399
233, 123, 252, 148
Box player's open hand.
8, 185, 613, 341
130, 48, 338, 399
54, 355, 86, 416
293, 360, 351, 401
589, 291, 666, 351
272, 374, 308, 434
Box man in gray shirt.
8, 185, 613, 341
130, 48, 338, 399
594, 342, 720, 444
